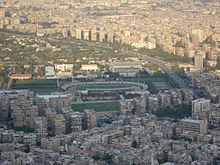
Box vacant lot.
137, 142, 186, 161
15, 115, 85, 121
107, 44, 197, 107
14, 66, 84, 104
71, 101, 121, 112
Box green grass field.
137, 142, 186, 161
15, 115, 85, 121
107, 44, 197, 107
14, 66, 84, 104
75, 84, 131, 90
123, 77, 165, 83
123, 76, 170, 94
71, 102, 121, 112
14, 79, 57, 85
12, 79, 62, 93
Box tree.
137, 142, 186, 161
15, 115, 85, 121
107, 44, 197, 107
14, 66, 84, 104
138, 46, 191, 63
186, 67, 190, 72
24, 144, 30, 153
131, 139, 138, 148
216, 58, 220, 70
36, 141, 41, 147
102, 154, 113, 164
171, 65, 185, 75
92, 153, 101, 160
38, 66, 45, 76
14, 126, 34, 133
104, 71, 120, 80
152, 104, 192, 119
16, 65, 25, 73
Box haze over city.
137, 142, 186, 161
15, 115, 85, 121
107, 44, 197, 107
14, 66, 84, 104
0, 0, 220, 164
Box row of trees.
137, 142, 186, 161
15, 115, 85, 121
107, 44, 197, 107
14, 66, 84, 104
152, 104, 192, 119
138, 46, 191, 63
0, 65, 10, 88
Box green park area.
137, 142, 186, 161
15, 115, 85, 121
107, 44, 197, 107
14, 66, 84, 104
152, 104, 192, 119
71, 101, 121, 112
11, 79, 62, 93
138, 47, 191, 63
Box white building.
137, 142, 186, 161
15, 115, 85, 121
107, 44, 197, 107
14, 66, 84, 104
81, 64, 99, 72
192, 98, 210, 117
45, 66, 55, 77
55, 64, 73, 77
132, 42, 147, 48
191, 29, 204, 42
55, 64, 73, 72
147, 42, 156, 49
194, 54, 204, 70
111, 61, 142, 77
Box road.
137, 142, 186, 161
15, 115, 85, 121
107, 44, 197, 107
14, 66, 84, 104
1, 30, 188, 89
7, 78, 13, 90
123, 50, 188, 89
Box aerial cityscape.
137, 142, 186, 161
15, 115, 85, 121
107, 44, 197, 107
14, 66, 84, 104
0, 0, 220, 164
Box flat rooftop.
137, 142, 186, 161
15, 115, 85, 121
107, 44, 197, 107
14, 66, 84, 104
112, 61, 141, 67
37, 94, 68, 100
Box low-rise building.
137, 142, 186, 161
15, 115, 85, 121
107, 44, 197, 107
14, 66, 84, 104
45, 66, 55, 77
9, 74, 32, 80
111, 61, 142, 77
179, 119, 208, 134
81, 64, 99, 72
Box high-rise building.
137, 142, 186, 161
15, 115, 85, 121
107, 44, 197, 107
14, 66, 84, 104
169, 90, 183, 105
45, 108, 56, 133
158, 92, 171, 107
147, 95, 159, 110
23, 133, 37, 148
99, 31, 107, 42
70, 112, 83, 132
12, 105, 38, 129
194, 54, 204, 70
76, 28, 83, 39
191, 29, 204, 42
0, 8, 5, 18
0, 96, 10, 124
36, 94, 71, 114
34, 117, 48, 139
84, 109, 97, 129
191, 34, 199, 45
49, 97, 71, 114
192, 98, 210, 117
134, 95, 147, 113
181, 89, 194, 102
91, 30, 98, 41
54, 114, 66, 136
83, 30, 91, 40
